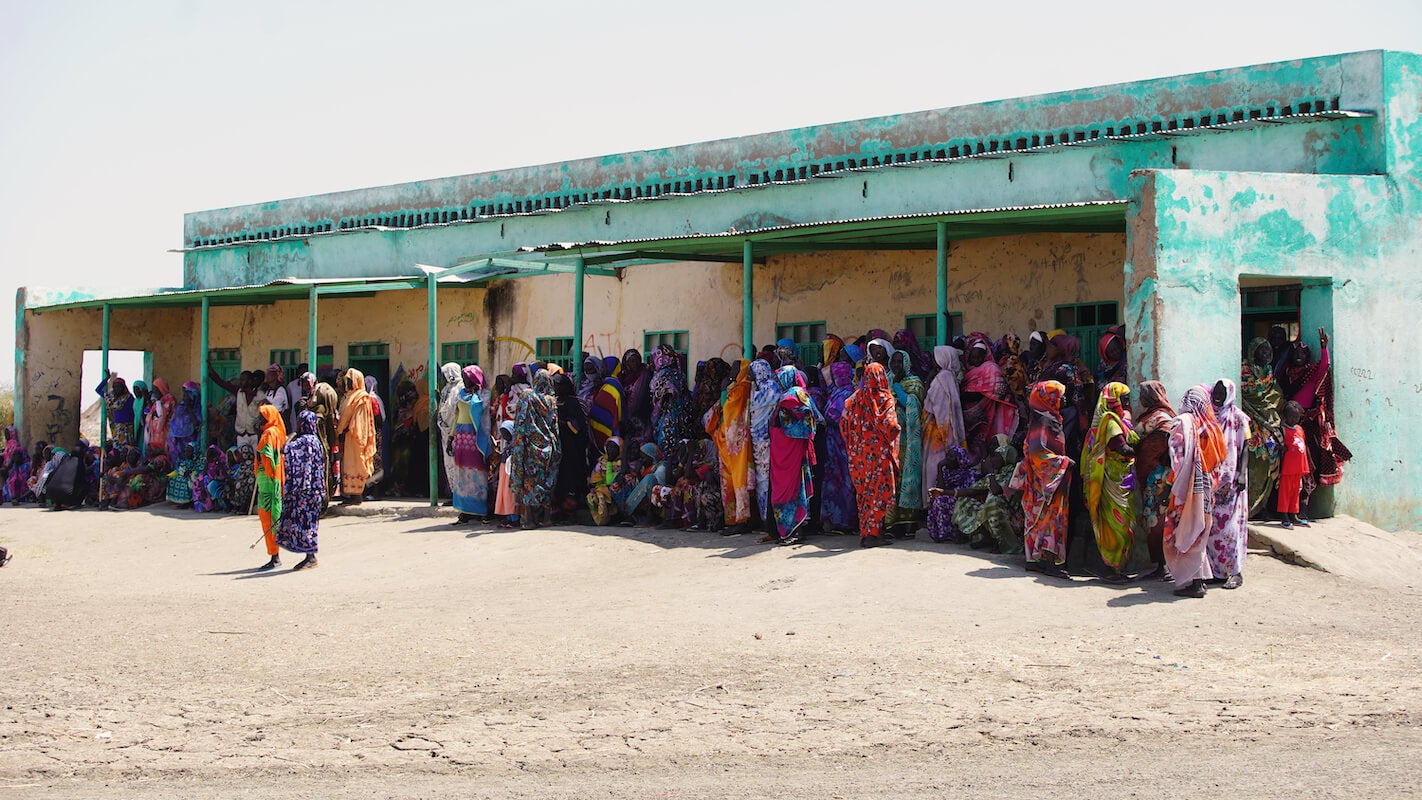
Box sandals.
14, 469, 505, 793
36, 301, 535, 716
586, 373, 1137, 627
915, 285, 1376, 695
1173, 579, 1207, 598
292, 555, 318, 571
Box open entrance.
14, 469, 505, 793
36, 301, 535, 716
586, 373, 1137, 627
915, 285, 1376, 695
80, 350, 150, 443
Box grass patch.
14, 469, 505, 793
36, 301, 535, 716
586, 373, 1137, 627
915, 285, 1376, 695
0, 389, 12, 428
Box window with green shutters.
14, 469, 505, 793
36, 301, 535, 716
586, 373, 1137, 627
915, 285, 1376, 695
348, 342, 389, 359
903, 312, 964, 350
269, 349, 302, 383
441, 340, 480, 365
206, 348, 241, 404
775, 321, 827, 367
536, 337, 576, 371
1053, 301, 1119, 373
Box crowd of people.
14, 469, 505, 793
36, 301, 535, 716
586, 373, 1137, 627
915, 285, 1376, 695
0, 322, 1348, 592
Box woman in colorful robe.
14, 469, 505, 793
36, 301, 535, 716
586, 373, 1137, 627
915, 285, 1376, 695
820, 361, 860, 534
768, 365, 818, 544
1009, 381, 1073, 577
580, 355, 623, 450
926, 445, 978, 544
995, 334, 1029, 410
617, 349, 653, 440
1093, 325, 1128, 387
892, 328, 934, 381
747, 359, 779, 527
1209, 379, 1251, 589
1081, 382, 1138, 581
842, 362, 901, 548
143, 378, 175, 461
167, 382, 203, 466
436, 362, 463, 496
649, 345, 690, 454
450, 366, 492, 523
191, 444, 228, 513
276, 410, 323, 571
552, 372, 593, 520
1164, 385, 1225, 598
335, 368, 376, 504
707, 359, 754, 530
254, 405, 287, 571
961, 337, 1020, 456
166, 443, 201, 506
1276, 329, 1351, 507
885, 350, 925, 537
1133, 380, 1176, 578
922, 345, 965, 508
97, 374, 136, 449
1240, 338, 1282, 516
510, 369, 561, 529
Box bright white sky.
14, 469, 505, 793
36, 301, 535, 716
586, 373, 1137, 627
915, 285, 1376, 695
3, 0, 1420, 388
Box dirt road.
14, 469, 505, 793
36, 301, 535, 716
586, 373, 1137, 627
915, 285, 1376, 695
1, 506, 1418, 798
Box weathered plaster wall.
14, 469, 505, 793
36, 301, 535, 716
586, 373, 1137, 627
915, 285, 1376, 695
184, 51, 1387, 247
182, 118, 1373, 291
17, 304, 195, 448
1126, 166, 1420, 530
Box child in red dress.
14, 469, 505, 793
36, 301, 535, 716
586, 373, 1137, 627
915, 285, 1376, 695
1277, 400, 1311, 528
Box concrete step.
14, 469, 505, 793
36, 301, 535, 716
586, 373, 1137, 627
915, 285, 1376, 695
1248, 514, 1422, 591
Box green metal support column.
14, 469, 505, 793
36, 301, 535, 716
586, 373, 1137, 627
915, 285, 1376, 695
99, 304, 110, 453
427, 273, 439, 507
742, 241, 754, 358
935, 222, 949, 347
199, 297, 210, 454
307, 285, 318, 376
572, 257, 585, 384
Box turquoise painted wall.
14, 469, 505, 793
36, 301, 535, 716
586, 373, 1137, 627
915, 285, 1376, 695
1123, 51, 1421, 531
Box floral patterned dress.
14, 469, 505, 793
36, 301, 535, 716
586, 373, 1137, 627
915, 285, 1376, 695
841, 363, 901, 539
276, 411, 324, 555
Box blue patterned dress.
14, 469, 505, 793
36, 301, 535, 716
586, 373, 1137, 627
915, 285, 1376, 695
276, 411, 324, 554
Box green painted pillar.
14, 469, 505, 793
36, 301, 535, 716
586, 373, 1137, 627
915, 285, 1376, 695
935, 222, 949, 347
427, 274, 439, 507
742, 241, 754, 358
307, 285, 318, 374
99, 303, 110, 453
573, 257, 586, 384
199, 296, 210, 454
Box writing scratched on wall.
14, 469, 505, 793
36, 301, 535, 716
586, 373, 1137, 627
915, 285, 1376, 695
45, 394, 72, 443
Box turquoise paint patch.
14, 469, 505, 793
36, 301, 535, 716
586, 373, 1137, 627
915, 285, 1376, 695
1253, 207, 1316, 251
1230, 187, 1258, 209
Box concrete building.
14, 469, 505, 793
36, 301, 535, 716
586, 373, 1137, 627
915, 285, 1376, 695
16, 50, 1422, 529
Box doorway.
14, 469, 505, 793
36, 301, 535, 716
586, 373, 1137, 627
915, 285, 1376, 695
81, 350, 150, 444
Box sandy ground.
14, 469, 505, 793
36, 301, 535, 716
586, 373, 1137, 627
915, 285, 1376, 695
1, 505, 1419, 799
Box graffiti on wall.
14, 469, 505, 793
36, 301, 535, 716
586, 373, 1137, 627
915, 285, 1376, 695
45, 394, 72, 443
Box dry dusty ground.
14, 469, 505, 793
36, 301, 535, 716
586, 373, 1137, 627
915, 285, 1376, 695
1, 504, 1419, 799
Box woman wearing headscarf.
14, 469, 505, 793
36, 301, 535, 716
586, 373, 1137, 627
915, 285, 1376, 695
961, 337, 1019, 457
884, 350, 925, 538
1133, 380, 1176, 579
621, 441, 669, 523
364, 374, 387, 495
1239, 338, 1282, 517
436, 362, 463, 499
821, 335, 847, 382
97, 373, 136, 449
926, 445, 978, 544
1276, 329, 1350, 507
254, 405, 287, 570
865, 337, 895, 369
617, 349, 653, 432
275, 410, 323, 571
649, 345, 690, 454
510, 369, 560, 529
1023, 331, 1048, 383
144, 378, 175, 459
707, 359, 754, 532
1209, 379, 1251, 589
892, 328, 934, 381
303, 373, 340, 512
227, 444, 254, 514
167, 382, 203, 467
1081, 382, 1138, 582
1009, 381, 1073, 577
692, 358, 731, 436
448, 366, 492, 524
552, 372, 593, 520
580, 355, 624, 450
1164, 385, 1226, 598
921, 345, 965, 511
1093, 325, 1128, 387
1037, 334, 1095, 435
335, 368, 376, 504
842, 362, 901, 548
819, 361, 860, 535
995, 334, 1029, 410
767, 365, 818, 545
950, 437, 1022, 553
747, 359, 779, 528
3, 427, 31, 504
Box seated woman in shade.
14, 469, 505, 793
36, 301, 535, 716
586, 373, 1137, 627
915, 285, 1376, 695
587, 436, 623, 527
166, 443, 201, 508
926, 446, 978, 544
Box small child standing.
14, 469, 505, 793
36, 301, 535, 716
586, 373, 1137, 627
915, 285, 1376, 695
492, 421, 519, 529
1277, 400, 1311, 529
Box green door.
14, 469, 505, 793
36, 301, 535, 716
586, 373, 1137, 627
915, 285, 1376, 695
348, 343, 390, 405
206, 348, 242, 405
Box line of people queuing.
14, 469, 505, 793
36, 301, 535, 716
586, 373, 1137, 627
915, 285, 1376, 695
1, 322, 1347, 591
